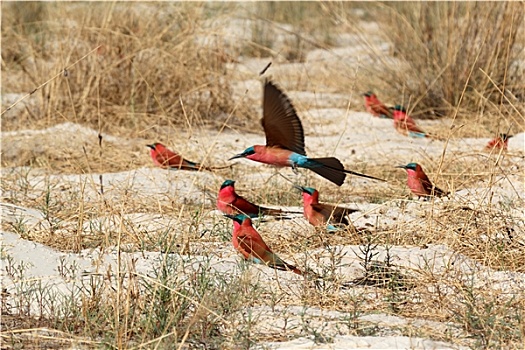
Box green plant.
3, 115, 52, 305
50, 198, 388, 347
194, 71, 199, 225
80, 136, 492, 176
449, 276, 523, 349
8, 216, 29, 239
299, 307, 334, 345
56, 256, 79, 280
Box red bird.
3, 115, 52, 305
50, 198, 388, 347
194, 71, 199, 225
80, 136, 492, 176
295, 185, 358, 232
147, 143, 211, 171
397, 163, 447, 199
225, 214, 302, 275
485, 133, 512, 151
393, 105, 428, 138
217, 180, 298, 217
229, 80, 385, 186
363, 91, 393, 119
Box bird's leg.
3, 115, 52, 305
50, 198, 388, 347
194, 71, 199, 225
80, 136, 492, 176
291, 162, 300, 175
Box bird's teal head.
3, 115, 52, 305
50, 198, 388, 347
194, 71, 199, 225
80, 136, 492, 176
229, 146, 256, 160
224, 213, 250, 224
364, 91, 374, 97
293, 185, 316, 195
220, 179, 235, 189
396, 162, 418, 170
146, 143, 159, 150
394, 105, 406, 112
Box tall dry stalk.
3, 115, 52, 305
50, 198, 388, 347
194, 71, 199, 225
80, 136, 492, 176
1, 2, 241, 138
329, 2, 524, 121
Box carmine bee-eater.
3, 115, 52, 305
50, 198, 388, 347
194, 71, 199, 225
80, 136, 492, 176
363, 91, 393, 119
217, 180, 300, 217
295, 185, 358, 232
396, 163, 448, 199
229, 80, 385, 186
147, 142, 212, 171
225, 214, 303, 275
485, 133, 512, 151
393, 105, 428, 138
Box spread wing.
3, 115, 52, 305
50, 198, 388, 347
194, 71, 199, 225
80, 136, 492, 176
262, 80, 306, 155
311, 203, 357, 225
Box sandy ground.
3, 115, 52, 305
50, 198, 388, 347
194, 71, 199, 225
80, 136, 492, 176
2, 113, 524, 349
2, 12, 524, 350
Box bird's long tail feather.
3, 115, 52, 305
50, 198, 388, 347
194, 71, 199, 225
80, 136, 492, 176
307, 157, 347, 186
309, 157, 386, 185
340, 166, 386, 182
266, 253, 303, 275
260, 207, 303, 216
208, 164, 235, 171
269, 254, 323, 279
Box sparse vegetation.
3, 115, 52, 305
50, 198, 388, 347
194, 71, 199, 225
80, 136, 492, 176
1, 2, 243, 138
2, 2, 524, 349
326, 2, 525, 124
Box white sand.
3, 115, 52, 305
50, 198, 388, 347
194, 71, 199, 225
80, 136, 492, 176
2, 12, 524, 349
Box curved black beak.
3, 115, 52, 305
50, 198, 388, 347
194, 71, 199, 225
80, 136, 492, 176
395, 165, 407, 169
293, 184, 306, 192
228, 153, 245, 161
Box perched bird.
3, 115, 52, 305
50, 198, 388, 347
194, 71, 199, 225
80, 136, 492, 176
230, 80, 385, 186
225, 214, 302, 275
485, 133, 512, 151
363, 91, 393, 119
396, 163, 447, 198
295, 185, 358, 232
393, 105, 428, 138
217, 180, 299, 217
147, 143, 211, 171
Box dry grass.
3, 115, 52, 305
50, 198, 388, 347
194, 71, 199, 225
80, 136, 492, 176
1, 2, 251, 139
2, 2, 524, 350
322, 2, 525, 135
338, 2, 524, 110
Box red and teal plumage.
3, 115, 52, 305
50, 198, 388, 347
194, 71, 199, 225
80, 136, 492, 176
486, 134, 511, 151
296, 186, 357, 231
226, 214, 303, 275
230, 81, 384, 186
397, 163, 447, 198
363, 91, 393, 119
217, 180, 288, 217
393, 106, 427, 138
147, 142, 211, 171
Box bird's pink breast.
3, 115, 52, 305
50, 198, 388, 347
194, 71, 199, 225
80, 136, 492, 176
406, 170, 427, 196
305, 208, 326, 227
247, 146, 292, 167
487, 138, 508, 150
217, 188, 236, 214
302, 193, 325, 226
